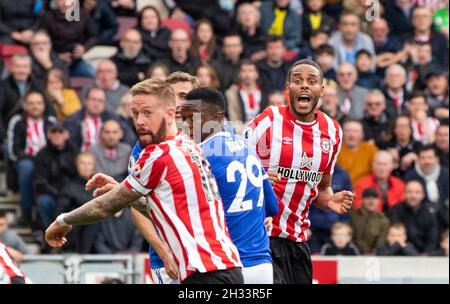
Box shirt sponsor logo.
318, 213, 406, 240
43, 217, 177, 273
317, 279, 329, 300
277, 166, 323, 184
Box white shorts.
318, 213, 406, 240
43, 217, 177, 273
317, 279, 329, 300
242, 263, 273, 284
150, 267, 180, 284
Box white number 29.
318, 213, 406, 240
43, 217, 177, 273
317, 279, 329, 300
226, 154, 263, 213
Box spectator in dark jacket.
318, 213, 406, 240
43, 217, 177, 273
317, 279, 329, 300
355, 50, 381, 90
302, 0, 334, 43
56, 152, 99, 253
29, 30, 70, 88
0, 0, 38, 44
434, 123, 449, 168
388, 180, 439, 254
7, 91, 56, 227
94, 208, 143, 254
309, 165, 352, 253
111, 29, 152, 88
381, 64, 409, 119
376, 223, 419, 256
260, 0, 302, 50
34, 123, 78, 228
235, 3, 266, 61
296, 29, 331, 61
404, 145, 449, 213
136, 5, 171, 61
361, 90, 391, 144
424, 70, 449, 119
0, 54, 54, 138
0, 58, 6, 80
36, 0, 98, 78
256, 35, 292, 93
432, 229, 449, 257
384, 0, 416, 38
63, 87, 134, 151
320, 222, 360, 256
83, 0, 118, 45
110, 0, 136, 16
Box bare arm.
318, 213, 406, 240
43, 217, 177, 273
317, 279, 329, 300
315, 175, 335, 210
315, 175, 354, 214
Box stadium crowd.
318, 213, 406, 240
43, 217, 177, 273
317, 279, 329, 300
0, 0, 448, 260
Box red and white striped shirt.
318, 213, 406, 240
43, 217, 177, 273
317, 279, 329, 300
25, 116, 46, 157
125, 132, 242, 281
81, 115, 102, 152
244, 106, 343, 243
0, 242, 25, 284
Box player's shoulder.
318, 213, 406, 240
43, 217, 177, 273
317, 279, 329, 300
316, 110, 343, 135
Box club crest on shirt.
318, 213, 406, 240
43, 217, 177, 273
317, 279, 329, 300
321, 138, 331, 154
282, 137, 293, 145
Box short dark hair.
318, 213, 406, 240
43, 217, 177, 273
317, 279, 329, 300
0, 211, 6, 219
265, 35, 285, 47
287, 59, 324, 84
356, 49, 372, 59
311, 28, 331, 38
417, 144, 438, 157
138, 5, 161, 28
239, 59, 257, 70
316, 44, 335, 56
339, 10, 360, 24
409, 90, 427, 101
185, 88, 226, 112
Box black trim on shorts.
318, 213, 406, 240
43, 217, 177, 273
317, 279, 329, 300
182, 267, 244, 284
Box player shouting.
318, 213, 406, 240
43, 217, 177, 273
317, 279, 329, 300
244, 59, 355, 284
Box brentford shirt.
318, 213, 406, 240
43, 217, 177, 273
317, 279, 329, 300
0, 242, 25, 284
125, 132, 242, 281
244, 106, 343, 243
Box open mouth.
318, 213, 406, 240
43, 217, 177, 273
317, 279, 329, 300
297, 94, 311, 103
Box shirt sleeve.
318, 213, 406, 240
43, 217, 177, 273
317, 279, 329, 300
125, 145, 165, 196
262, 170, 279, 217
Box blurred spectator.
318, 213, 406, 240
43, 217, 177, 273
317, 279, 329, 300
408, 91, 440, 145
260, 0, 302, 50
0, 211, 31, 262
0, 58, 6, 80
320, 222, 360, 255
434, 123, 449, 167
328, 11, 375, 69
116, 93, 136, 143
82, 60, 130, 113
7, 91, 56, 227
351, 188, 390, 254
136, 5, 171, 61
371, 18, 406, 78
315, 44, 337, 81
404, 144, 449, 212
64, 87, 131, 151
34, 123, 78, 228
309, 165, 351, 253
337, 120, 378, 187
89, 120, 131, 181
302, 0, 334, 42
146, 62, 170, 80
362, 90, 391, 144
432, 229, 449, 256
342, 0, 384, 34
384, 0, 416, 38
111, 29, 152, 87
405, 42, 439, 92
225, 60, 268, 123
191, 19, 220, 64
195, 65, 221, 89
256, 35, 291, 92
165, 71, 200, 108
83, 0, 118, 45
354, 150, 406, 212
158, 29, 201, 74
437, 199, 449, 237
336, 63, 368, 120
377, 115, 421, 178
320, 80, 346, 125
30, 30, 69, 88
0, 0, 37, 44
433, 0, 449, 39
56, 152, 99, 253
36, 0, 98, 78
382, 64, 409, 118
94, 208, 143, 254
388, 180, 439, 254
45, 68, 82, 121
0, 54, 54, 138
211, 33, 244, 91
408, 7, 449, 67
376, 223, 419, 256
355, 50, 381, 90
268, 90, 287, 107
296, 29, 331, 61
235, 3, 266, 61
110, 0, 136, 16
424, 70, 449, 119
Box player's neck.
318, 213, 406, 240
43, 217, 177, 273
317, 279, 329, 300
289, 107, 317, 123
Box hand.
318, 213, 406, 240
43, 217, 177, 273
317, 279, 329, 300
327, 191, 354, 215
435, 107, 450, 119
400, 152, 418, 171
59, 52, 73, 64
161, 255, 179, 280
11, 31, 22, 41
138, 72, 145, 81
48, 89, 64, 105
415, 111, 427, 123
264, 217, 273, 230
250, 51, 267, 62
73, 44, 85, 59
20, 30, 33, 43
85, 173, 119, 197
33, 49, 53, 68
45, 221, 72, 248
267, 172, 281, 186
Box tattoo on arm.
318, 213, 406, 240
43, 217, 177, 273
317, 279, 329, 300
64, 182, 142, 226
130, 197, 152, 220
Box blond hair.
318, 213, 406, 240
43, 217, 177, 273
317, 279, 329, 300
130, 78, 177, 107
165, 71, 199, 89
332, 222, 353, 237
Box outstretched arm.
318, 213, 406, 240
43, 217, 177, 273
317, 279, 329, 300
315, 175, 354, 214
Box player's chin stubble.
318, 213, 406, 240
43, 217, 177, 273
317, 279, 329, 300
139, 118, 167, 147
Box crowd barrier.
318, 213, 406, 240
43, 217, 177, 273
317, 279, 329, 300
18, 254, 449, 284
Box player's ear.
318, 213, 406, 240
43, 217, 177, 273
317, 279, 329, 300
166, 106, 176, 124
